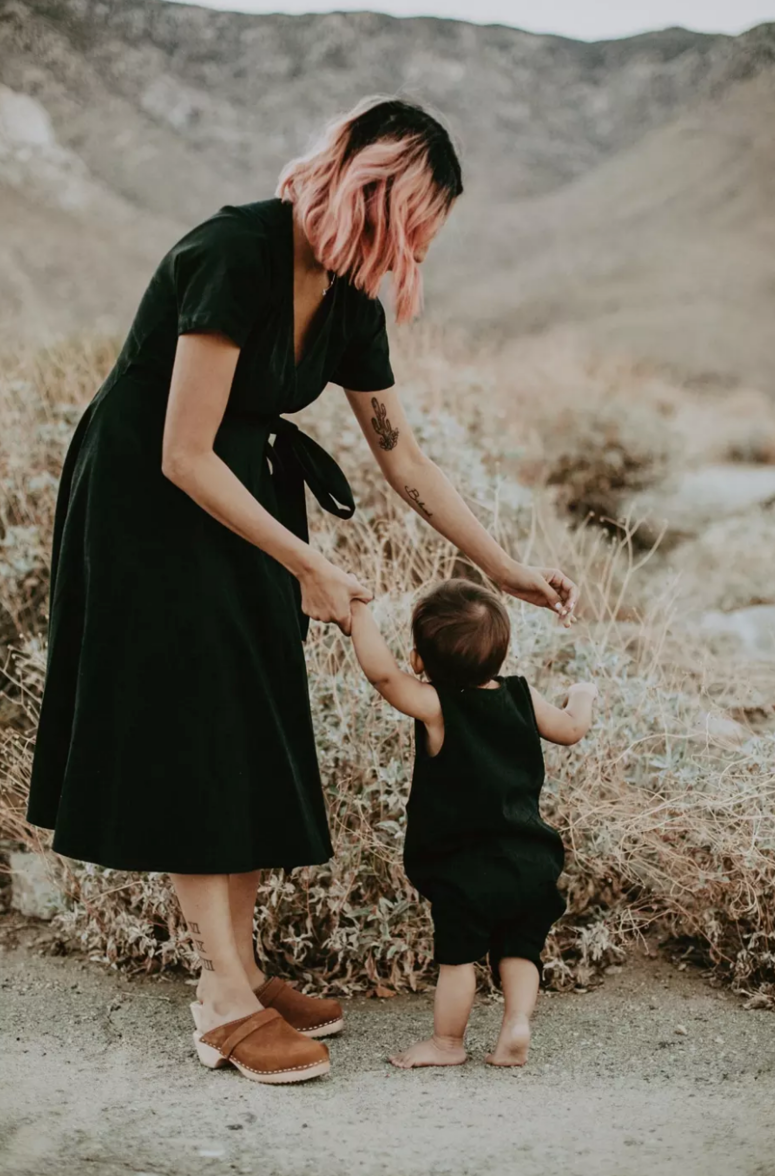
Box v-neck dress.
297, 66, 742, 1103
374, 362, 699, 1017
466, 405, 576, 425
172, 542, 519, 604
26, 198, 395, 873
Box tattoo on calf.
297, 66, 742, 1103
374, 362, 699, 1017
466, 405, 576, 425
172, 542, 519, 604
405, 485, 433, 518
200, 958, 215, 971
187, 921, 200, 935
371, 398, 399, 451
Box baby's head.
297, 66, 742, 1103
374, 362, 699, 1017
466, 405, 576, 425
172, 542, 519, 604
411, 579, 510, 689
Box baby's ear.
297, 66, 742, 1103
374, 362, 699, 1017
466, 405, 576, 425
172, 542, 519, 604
410, 649, 424, 677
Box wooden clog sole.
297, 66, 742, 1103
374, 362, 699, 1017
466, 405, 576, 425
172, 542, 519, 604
193, 1031, 330, 1084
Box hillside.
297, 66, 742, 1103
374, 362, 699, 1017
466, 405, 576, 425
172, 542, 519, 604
0, 0, 774, 384
442, 69, 775, 388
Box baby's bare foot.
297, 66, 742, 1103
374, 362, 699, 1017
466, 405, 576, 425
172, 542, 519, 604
390, 1036, 467, 1069
486, 1014, 531, 1067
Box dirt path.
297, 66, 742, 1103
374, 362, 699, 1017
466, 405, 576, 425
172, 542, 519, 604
0, 923, 773, 1176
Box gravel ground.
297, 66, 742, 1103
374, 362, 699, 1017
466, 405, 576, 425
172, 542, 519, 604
0, 920, 774, 1176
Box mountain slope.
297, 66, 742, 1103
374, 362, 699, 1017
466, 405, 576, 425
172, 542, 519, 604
439, 70, 775, 387
0, 0, 773, 385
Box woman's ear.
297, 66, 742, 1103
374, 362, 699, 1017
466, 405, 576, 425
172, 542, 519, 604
410, 649, 424, 677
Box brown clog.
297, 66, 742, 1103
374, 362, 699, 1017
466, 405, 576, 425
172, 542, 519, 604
194, 1008, 329, 1084
191, 978, 344, 1038
255, 976, 344, 1038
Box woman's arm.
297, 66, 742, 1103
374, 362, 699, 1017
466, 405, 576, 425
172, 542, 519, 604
345, 388, 578, 621
163, 333, 371, 631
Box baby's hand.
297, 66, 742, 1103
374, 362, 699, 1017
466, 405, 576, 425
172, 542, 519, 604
568, 681, 598, 700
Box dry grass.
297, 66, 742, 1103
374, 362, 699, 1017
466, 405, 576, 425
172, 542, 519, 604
0, 332, 773, 998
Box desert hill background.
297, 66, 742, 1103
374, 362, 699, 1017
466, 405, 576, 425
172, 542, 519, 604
1, 0, 774, 386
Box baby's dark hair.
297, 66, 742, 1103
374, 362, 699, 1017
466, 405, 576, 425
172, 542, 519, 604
411, 579, 511, 689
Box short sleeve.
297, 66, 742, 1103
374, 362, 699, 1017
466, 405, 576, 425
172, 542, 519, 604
173, 209, 266, 349
331, 297, 395, 392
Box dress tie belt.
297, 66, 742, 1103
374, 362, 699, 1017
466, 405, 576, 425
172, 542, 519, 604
263, 416, 356, 639
266, 415, 355, 543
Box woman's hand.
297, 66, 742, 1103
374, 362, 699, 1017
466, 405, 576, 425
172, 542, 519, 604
497, 561, 579, 625
298, 554, 373, 635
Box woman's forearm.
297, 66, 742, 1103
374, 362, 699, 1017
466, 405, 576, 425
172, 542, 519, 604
387, 454, 514, 583
164, 450, 318, 579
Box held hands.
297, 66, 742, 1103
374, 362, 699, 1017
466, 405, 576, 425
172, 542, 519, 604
497, 562, 579, 626
298, 554, 372, 636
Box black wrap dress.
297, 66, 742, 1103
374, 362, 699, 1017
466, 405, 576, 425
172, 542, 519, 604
26, 198, 395, 874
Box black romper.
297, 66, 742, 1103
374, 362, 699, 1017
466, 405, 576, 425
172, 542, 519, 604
26, 198, 395, 874
404, 676, 566, 978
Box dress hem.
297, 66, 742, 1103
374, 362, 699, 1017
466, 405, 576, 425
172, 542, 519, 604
30, 822, 333, 875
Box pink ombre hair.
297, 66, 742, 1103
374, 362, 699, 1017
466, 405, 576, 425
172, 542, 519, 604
277, 98, 463, 323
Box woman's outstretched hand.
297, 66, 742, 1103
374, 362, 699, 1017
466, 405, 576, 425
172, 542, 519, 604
498, 561, 579, 626
298, 554, 372, 635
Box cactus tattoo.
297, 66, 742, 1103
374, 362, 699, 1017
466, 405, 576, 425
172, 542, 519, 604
371, 398, 399, 451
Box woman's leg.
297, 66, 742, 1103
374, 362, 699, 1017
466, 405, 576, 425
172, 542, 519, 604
390, 963, 475, 1069
227, 871, 345, 1039
171, 873, 261, 1034
227, 870, 267, 990
486, 956, 540, 1067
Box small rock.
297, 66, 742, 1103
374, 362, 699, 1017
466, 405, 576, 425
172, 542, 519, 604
695, 606, 775, 661
675, 1025, 688, 1036
697, 713, 750, 747
9, 852, 65, 920
630, 464, 775, 541
714, 1036, 724, 1045
744, 992, 774, 1010
605, 965, 623, 975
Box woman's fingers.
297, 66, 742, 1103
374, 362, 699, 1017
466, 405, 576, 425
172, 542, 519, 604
338, 578, 372, 632
349, 579, 373, 604
540, 568, 579, 620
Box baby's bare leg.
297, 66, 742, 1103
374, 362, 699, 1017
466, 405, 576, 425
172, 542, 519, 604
390, 964, 475, 1069
486, 957, 539, 1067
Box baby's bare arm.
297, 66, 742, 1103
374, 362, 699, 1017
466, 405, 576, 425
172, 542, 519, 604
350, 601, 441, 724
529, 682, 597, 745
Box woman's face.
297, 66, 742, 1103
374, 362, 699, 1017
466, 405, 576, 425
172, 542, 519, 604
413, 197, 456, 264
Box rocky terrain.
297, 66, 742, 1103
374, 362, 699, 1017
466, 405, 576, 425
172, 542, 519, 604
0, 0, 773, 384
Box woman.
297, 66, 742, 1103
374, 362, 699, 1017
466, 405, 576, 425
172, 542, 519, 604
27, 98, 577, 1084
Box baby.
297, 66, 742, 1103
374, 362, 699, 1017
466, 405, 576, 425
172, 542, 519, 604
350, 579, 597, 1069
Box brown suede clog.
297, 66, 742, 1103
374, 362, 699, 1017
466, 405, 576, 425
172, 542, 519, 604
255, 977, 344, 1038
194, 1008, 329, 1084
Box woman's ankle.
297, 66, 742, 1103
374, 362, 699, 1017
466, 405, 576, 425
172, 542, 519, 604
242, 962, 267, 991
196, 973, 259, 1017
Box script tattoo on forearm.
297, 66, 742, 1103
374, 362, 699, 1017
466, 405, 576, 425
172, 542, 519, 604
371, 398, 399, 451
405, 485, 433, 518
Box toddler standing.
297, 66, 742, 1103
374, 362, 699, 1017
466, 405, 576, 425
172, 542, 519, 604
350, 580, 597, 1068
